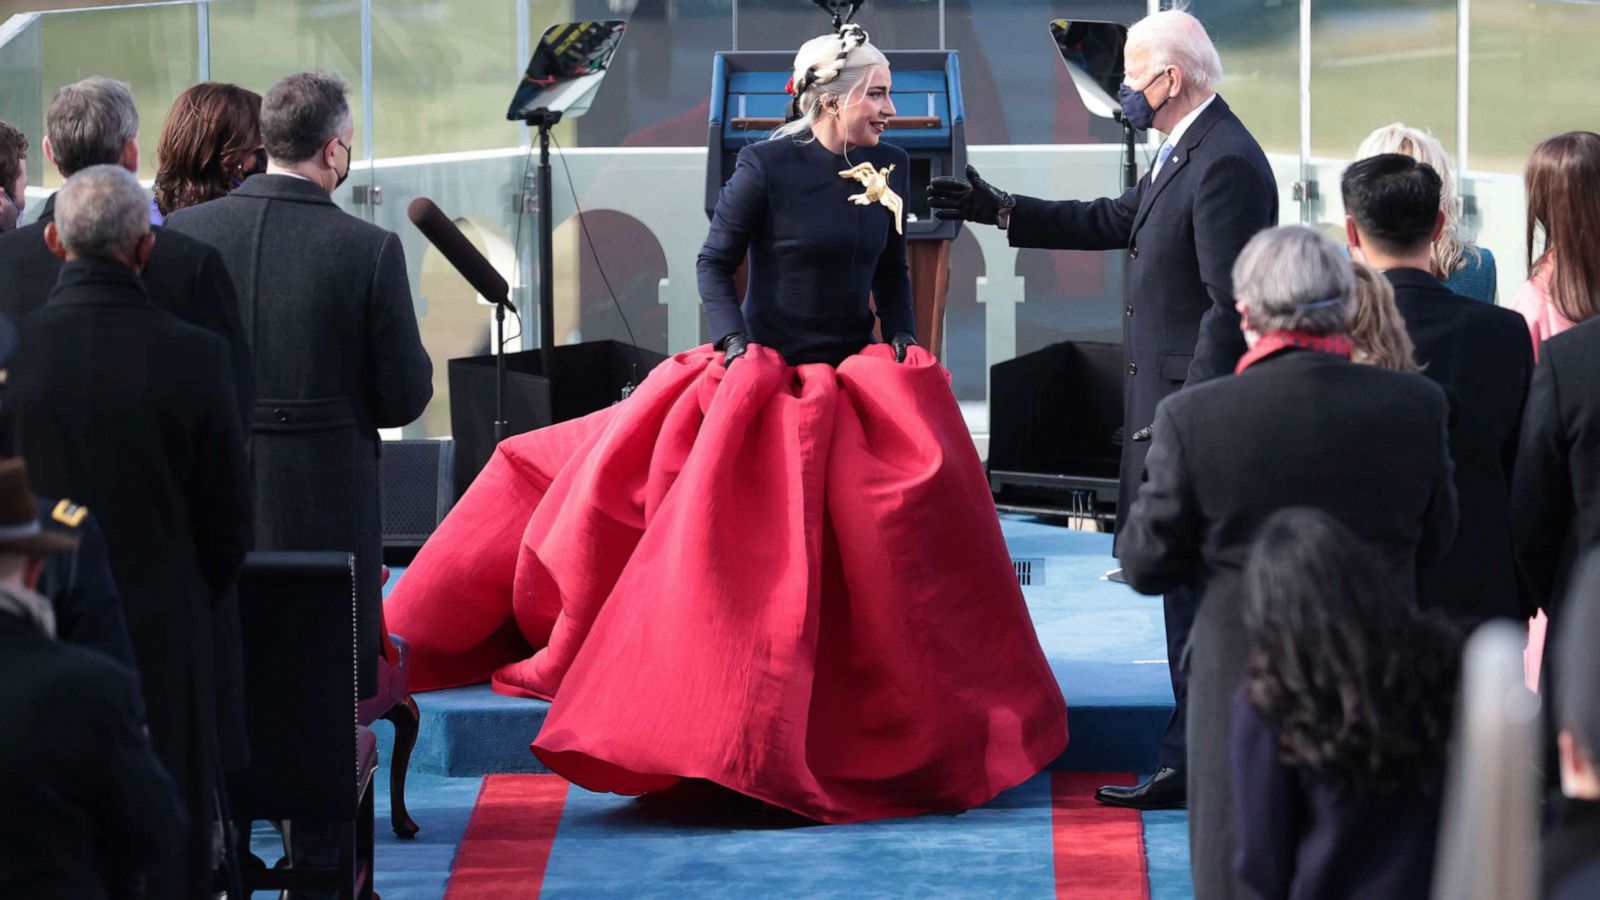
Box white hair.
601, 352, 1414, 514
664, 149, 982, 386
1356, 123, 1482, 278
1233, 225, 1356, 336
54, 164, 149, 261
769, 26, 890, 144
1127, 9, 1223, 98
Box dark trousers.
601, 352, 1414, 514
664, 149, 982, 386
1159, 584, 1196, 771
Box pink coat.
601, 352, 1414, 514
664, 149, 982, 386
1512, 262, 1577, 359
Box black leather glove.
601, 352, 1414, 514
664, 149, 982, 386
927, 164, 1015, 226
890, 331, 917, 364
718, 332, 749, 368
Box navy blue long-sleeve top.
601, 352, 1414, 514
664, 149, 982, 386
697, 135, 915, 366
1231, 691, 1444, 900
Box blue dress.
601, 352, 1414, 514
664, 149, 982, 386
697, 134, 915, 366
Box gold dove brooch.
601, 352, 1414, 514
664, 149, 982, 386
839, 162, 904, 235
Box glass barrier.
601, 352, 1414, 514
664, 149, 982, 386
0, 0, 1586, 441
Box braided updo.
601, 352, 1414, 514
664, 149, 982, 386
771, 23, 889, 143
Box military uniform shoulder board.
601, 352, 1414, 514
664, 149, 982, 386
51, 500, 88, 529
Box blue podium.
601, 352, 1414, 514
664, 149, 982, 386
705, 50, 967, 351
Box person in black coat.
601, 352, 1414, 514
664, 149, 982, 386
0, 77, 256, 771
1511, 314, 1600, 791
164, 71, 433, 699
0, 459, 185, 900
1544, 553, 1600, 900
37, 498, 138, 671
1342, 154, 1533, 622
0, 76, 253, 419
1118, 225, 1457, 900
1231, 508, 1462, 900
929, 9, 1278, 809
7, 166, 251, 900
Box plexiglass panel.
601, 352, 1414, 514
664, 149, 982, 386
38, 4, 201, 185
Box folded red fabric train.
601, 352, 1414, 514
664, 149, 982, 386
386, 343, 1068, 823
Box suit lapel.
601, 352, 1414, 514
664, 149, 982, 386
1131, 96, 1233, 237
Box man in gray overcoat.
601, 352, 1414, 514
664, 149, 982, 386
166, 71, 433, 700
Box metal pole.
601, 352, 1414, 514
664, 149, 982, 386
537, 115, 556, 375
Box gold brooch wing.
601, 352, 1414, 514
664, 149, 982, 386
839, 162, 904, 236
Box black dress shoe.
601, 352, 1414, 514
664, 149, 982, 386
1094, 766, 1186, 810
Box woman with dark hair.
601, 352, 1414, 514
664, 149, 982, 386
1510, 131, 1600, 692
1513, 131, 1600, 351
1233, 507, 1462, 900
153, 82, 264, 217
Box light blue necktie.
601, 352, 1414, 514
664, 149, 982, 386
1153, 141, 1175, 179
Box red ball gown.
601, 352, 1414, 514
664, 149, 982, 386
386, 135, 1067, 823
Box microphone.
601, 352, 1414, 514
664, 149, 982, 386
407, 197, 512, 309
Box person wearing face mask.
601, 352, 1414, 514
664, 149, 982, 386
929, 8, 1277, 812
382, 23, 1068, 825
6, 165, 251, 900
154, 81, 267, 217
164, 70, 430, 893
163, 69, 430, 701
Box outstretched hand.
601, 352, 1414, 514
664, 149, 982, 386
927, 164, 1014, 226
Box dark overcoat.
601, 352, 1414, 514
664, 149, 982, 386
8, 259, 251, 899
165, 174, 433, 693
0, 611, 186, 900
1508, 315, 1600, 783
0, 191, 256, 764
1387, 268, 1532, 620
1118, 349, 1457, 900
1005, 95, 1278, 533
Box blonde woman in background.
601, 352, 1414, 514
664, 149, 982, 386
1356, 123, 1497, 302
1349, 261, 1422, 373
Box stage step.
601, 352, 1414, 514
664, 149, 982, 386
380, 519, 1175, 777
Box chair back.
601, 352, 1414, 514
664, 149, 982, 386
228, 551, 363, 822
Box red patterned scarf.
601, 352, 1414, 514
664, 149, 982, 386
1234, 331, 1353, 374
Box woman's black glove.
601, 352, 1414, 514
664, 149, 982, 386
719, 332, 749, 368
890, 331, 917, 363
927, 164, 1015, 226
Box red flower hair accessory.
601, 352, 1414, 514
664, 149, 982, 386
784, 75, 797, 95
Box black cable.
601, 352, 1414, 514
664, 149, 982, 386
548, 129, 641, 390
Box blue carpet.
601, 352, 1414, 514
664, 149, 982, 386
249, 767, 1191, 899
383, 516, 1176, 777
341, 514, 1192, 898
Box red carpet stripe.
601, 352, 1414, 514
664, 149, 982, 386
445, 773, 569, 899
1052, 771, 1150, 900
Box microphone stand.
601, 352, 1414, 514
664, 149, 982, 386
521, 107, 563, 395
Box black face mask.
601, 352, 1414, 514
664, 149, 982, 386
1117, 69, 1174, 131
229, 148, 269, 189
333, 138, 352, 190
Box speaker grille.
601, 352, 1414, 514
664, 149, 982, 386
381, 439, 453, 546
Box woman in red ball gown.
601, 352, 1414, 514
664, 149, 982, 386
386, 24, 1067, 824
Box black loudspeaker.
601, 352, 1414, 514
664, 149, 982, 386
381, 438, 454, 565
447, 340, 668, 499
988, 340, 1124, 517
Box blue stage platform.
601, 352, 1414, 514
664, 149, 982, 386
381, 516, 1176, 778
